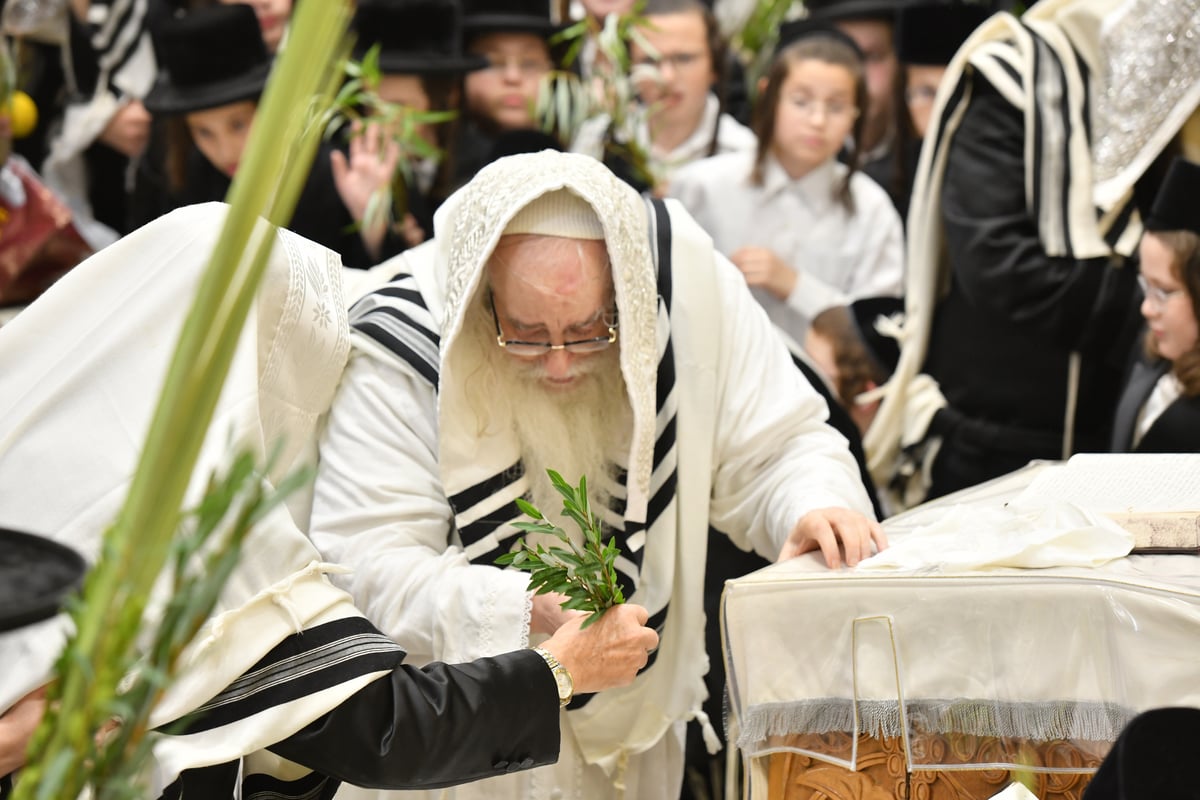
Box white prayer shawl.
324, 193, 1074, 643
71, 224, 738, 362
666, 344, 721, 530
312, 151, 873, 799
0, 203, 405, 795
863, 0, 1197, 505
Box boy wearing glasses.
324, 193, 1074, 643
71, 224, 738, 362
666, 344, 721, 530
572, 0, 754, 195
310, 150, 882, 800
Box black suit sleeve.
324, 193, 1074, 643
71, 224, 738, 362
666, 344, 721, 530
267, 649, 561, 790
940, 75, 1135, 351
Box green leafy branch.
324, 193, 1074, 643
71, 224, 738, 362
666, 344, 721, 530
496, 470, 625, 629
536, 3, 664, 191
324, 43, 457, 230
733, 0, 797, 102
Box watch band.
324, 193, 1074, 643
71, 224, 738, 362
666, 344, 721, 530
532, 646, 574, 708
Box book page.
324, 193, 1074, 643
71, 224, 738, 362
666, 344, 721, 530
1013, 454, 1200, 551
1013, 453, 1200, 513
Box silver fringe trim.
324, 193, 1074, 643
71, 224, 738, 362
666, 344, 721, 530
737, 698, 1134, 750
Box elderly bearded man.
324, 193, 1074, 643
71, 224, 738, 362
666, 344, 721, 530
311, 151, 885, 800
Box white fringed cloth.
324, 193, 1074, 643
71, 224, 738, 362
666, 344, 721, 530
723, 549, 1200, 791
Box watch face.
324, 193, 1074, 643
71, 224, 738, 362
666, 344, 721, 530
555, 670, 573, 701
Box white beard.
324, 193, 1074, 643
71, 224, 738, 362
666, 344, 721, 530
460, 304, 630, 526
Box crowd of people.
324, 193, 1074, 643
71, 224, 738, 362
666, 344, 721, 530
1, 0, 1199, 798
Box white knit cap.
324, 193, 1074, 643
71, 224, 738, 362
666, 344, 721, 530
503, 188, 605, 239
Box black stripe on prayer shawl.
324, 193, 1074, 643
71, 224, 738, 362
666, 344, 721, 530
457, 498, 525, 565
450, 461, 525, 515
243, 769, 338, 800
350, 274, 442, 389
374, 284, 430, 309
173, 618, 405, 734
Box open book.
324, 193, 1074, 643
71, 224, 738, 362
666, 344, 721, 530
1011, 454, 1200, 553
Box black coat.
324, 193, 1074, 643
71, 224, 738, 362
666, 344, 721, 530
920, 73, 1143, 498
1110, 350, 1200, 453
159, 648, 560, 799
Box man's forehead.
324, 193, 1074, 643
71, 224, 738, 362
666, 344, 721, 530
488, 236, 611, 291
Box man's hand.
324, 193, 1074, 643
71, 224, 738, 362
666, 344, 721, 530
730, 246, 797, 301
98, 100, 151, 159
529, 591, 584, 637
0, 686, 47, 777
778, 507, 887, 568
540, 603, 658, 695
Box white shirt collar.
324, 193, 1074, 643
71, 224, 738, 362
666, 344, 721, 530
761, 153, 841, 214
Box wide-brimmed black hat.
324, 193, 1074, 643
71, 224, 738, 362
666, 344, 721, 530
353, 0, 489, 76
805, 0, 900, 23
0, 528, 86, 633
1082, 707, 1200, 800
776, 18, 866, 60
850, 295, 904, 377
462, 0, 562, 38
896, 1, 990, 65
144, 4, 272, 116
1145, 157, 1200, 235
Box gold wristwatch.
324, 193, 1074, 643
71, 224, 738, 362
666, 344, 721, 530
533, 647, 574, 708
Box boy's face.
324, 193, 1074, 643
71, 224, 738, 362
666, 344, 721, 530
465, 32, 553, 131
630, 11, 716, 141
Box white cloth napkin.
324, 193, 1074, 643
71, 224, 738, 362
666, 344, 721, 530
858, 501, 1134, 571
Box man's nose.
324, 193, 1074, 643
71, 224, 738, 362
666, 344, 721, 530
498, 58, 522, 82
543, 348, 572, 380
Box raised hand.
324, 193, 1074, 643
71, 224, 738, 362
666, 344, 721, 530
331, 121, 401, 261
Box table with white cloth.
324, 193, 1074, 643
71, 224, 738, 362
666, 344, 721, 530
722, 471, 1200, 800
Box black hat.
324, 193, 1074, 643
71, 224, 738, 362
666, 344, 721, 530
352, 0, 489, 76
776, 18, 866, 59
896, 2, 990, 66
1145, 157, 1200, 235
805, 0, 900, 23
0, 528, 86, 633
850, 295, 904, 377
144, 4, 272, 116
1082, 708, 1200, 800
462, 0, 562, 38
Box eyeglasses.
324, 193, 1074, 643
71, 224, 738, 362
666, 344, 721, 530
492, 303, 618, 357
785, 95, 859, 121
1137, 273, 1185, 308
632, 51, 706, 72
480, 54, 552, 76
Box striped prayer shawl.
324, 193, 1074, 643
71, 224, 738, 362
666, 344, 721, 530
158, 617, 407, 799
864, 10, 1139, 503
347, 200, 682, 700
